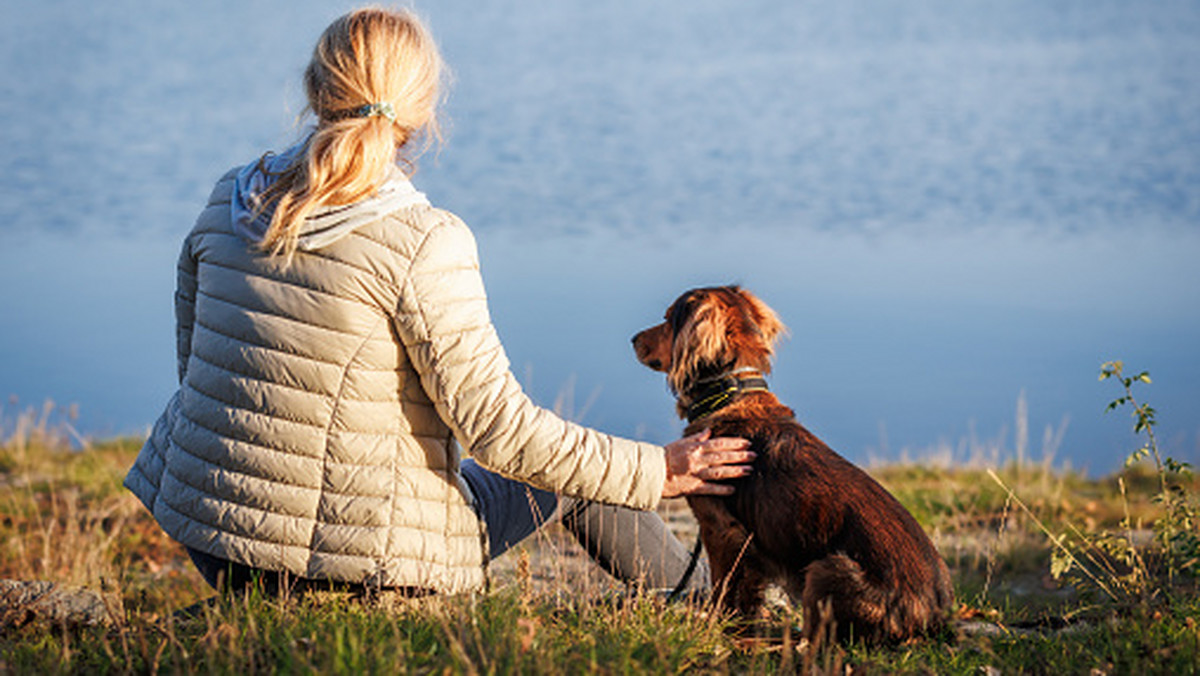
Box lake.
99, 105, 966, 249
1, 0, 1197, 474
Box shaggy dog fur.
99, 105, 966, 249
633, 286, 954, 643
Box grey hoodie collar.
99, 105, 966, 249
231, 138, 430, 251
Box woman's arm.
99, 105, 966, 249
395, 216, 667, 509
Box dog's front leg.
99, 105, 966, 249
688, 496, 767, 618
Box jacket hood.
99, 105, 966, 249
231, 139, 430, 251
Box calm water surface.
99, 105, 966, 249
1, 0, 1197, 473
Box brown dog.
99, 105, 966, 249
633, 286, 954, 643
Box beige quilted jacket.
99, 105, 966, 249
125, 164, 666, 593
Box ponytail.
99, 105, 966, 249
258, 7, 445, 258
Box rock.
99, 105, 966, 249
0, 579, 119, 628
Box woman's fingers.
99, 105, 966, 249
696, 463, 754, 481
661, 429, 755, 498
697, 434, 755, 473
699, 447, 756, 467
699, 435, 751, 452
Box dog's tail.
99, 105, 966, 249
802, 554, 950, 644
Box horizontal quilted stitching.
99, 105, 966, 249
125, 164, 665, 593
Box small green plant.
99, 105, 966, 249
1046, 362, 1199, 602
1100, 361, 1199, 584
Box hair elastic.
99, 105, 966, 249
355, 101, 397, 123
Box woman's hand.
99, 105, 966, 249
661, 429, 755, 498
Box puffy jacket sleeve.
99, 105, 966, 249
395, 215, 666, 510
175, 233, 199, 383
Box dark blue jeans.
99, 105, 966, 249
187, 458, 703, 594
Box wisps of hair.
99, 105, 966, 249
258, 7, 446, 259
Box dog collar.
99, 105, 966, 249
684, 372, 770, 423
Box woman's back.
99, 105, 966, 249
130, 166, 495, 591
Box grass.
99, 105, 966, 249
2, 401, 1198, 675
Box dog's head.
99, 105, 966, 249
632, 286, 786, 397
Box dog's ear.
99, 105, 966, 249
668, 291, 729, 393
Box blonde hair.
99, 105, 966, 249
259, 7, 445, 257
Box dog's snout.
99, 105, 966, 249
631, 324, 671, 372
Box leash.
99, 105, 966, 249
666, 532, 704, 602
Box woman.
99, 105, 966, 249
124, 7, 752, 597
